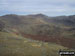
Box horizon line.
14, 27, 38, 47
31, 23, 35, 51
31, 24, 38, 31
0, 13, 75, 17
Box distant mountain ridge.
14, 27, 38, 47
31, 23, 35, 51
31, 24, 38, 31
1, 14, 75, 26
47, 15, 75, 26
0, 14, 75, 49
0, 14, 75, 36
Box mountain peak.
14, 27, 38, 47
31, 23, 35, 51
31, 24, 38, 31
34, 13, 47, 17
26, 13, 48, 19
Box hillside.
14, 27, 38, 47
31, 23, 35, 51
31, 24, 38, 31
0, 31, 67, 56
45, 15, 75, 27
0, 14, 75, 49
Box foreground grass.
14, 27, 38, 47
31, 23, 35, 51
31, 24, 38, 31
0, 32, 67, 56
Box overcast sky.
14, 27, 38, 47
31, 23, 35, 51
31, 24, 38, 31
0, 0, 75, 16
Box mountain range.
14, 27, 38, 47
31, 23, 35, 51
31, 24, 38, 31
0, 14, 75, 56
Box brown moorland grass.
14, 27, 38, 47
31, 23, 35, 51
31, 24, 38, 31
22, 34, 75, 49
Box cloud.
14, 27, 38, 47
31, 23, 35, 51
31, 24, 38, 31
0, 0, 75, 16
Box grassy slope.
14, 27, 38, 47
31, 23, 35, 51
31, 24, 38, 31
0, 32, 67, 56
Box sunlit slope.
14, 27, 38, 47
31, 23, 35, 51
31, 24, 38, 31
0, 32, 67, 56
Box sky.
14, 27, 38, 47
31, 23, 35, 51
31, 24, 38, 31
0, 0, 75, 16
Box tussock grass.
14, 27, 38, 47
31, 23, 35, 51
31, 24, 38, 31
0, 32, 68, 56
